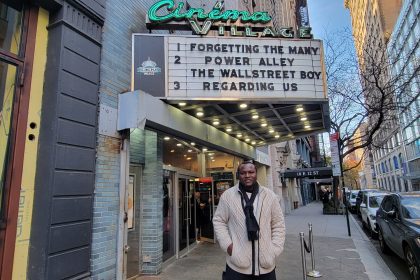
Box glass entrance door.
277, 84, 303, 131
196, 178, 215, 242
178, 177, 197, 254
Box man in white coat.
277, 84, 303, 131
213, 160, 286, 280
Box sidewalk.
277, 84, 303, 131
156, 201, 395, 280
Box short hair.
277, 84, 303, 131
237, 159, 257, 178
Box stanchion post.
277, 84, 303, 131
299, 232, 307, 280
307, 223, 322, 278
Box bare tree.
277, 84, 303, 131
323, 29, 419, 173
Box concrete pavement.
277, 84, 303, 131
147, 202, 396, 280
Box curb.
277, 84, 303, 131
349, 214, 397, 280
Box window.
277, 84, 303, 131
0, 3, 24, 55
0, 2, 25, 222
393, 156, 399, 169
381, 196, 393, 212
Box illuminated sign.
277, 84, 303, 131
148, 0, 271, 24
132, 34, 327, 101
147, 0, 313, 39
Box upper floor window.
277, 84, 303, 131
393, 155, 399, 169
0, 2, 23, 56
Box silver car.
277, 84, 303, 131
360, 192, 389, 238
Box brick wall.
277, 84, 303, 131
93, 0, 166, 277
131, 129, 145, 165
91, 135, 121, 279
141, 130, 164, 274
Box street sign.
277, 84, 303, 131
330, 132, 341, 176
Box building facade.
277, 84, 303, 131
345, 0, 405, 192
387, 0, 420, 191
1, 0, 330, 279
269, 137, 319, 215
0, 1, 104, 279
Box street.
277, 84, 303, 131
351, 213, 411, 280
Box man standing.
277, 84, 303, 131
213, 160, 285, 279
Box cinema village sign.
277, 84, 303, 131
147, 0, 313, 39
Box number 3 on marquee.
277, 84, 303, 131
174, 81, 180, 90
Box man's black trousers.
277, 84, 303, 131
223, 265, 276, 280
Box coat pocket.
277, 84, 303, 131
259, 242, 276, 269
229, 244, 251, 269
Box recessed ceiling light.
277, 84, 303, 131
187, 157, 192, 160
269, 129, 275, 133
245, 138, 250, 142
296, 107, 304, 112
179, 102, 187, 106
212, 159, 215, 162
203, 148, 208, 152
301, 117, 307, 121
184, 154, 187, 157
261, 123, 268, 127
177, 143, 182, 147
275, 135, 280, 138
212, 120, 220, 126
239, 103, 248, 109
210, 156, 214, 159
252, 114, 259, 119
188, 149, 192, 153
305, 125, 311, 129
251, 141, 256, 145
170, 149, 175, 153
237, 133, 243, 138
190, 142, 195, 146
196, 111, 204, 117
259, 141, 265, 144
164, 136, 170, 141
208, 152, 214, 156
226, 127, 232, 132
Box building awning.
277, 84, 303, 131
119, 91, 329, 147
118, 90, 258, 160
280, 167, 333, 178
303, 178, 333, 184
163, 99, 330, 146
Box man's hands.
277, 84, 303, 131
227, 244, 233, 256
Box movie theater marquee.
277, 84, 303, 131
133, 35, 326, 101
132, 0, 327, 101
167, 36, 325, 100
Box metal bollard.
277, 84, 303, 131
299, 232, 307, 280
307, 223, 322, 278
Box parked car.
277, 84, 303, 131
356, 189, 379, 217
347, 190, 359, 213
376, 192, 420, 280
360, 192, 388, 238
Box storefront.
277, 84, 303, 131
123, 126, 251, 278
118, 92, 273, 276
281, 167, 333, 206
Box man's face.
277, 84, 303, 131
239, 163, 257, 188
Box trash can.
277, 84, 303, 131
293, 201, 299, 209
